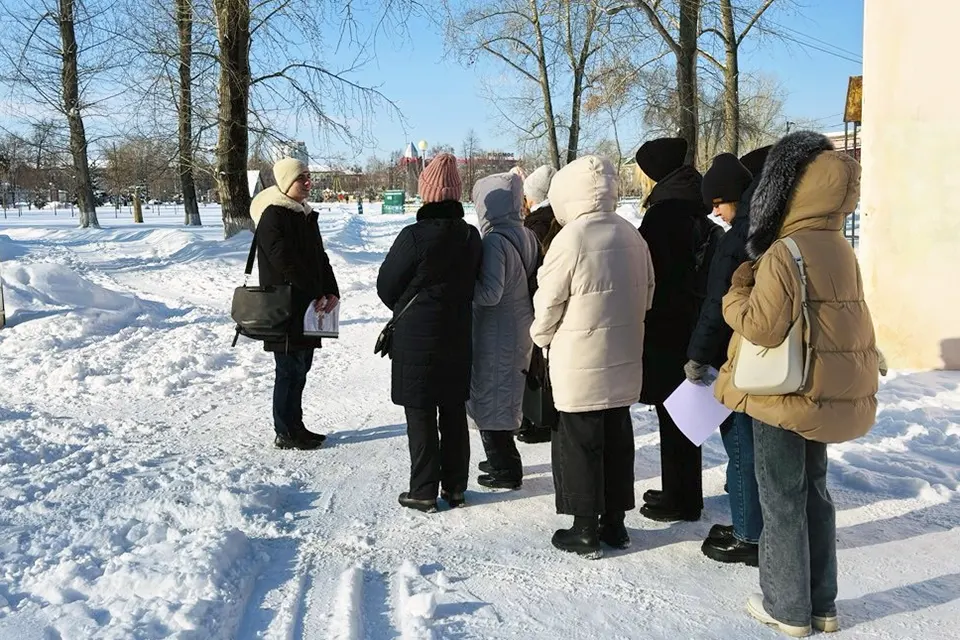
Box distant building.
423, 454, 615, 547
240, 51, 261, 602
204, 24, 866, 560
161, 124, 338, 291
247, 170, 264, 197
824, 130, 862, 161
274, 141, 309, 165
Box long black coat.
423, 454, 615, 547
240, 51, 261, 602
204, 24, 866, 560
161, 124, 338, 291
377, 201, 483, 409
686, 180, 756, 370
254, 188, 339, 353
638, 166, 713, 405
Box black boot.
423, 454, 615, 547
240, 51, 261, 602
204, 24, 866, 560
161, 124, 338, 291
296, 422, 327, 444
642, 489, 664, 506
440, 490, 466, 509
477, 471, 522, 490
478, 460, 493, 474
398, 492, 437, 513
552, 516, 602, 559
275, 433, 322, 450
640, 503, 700, 523
599, 511, 631, 549
701, 535, 759, 567
517, 425, 552, 444
708, 523, 734, 541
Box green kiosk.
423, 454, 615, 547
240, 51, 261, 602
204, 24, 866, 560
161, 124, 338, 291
383, 190, 405, 214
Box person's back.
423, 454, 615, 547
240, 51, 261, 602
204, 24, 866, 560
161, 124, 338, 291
531, 155, 654, 558
469, 172, 540, 488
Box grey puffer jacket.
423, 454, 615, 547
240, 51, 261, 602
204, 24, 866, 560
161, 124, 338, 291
468, 173, 541, 431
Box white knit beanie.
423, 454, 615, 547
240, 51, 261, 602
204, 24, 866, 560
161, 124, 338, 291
524, 165, 557, 206
273, 157, 309, 195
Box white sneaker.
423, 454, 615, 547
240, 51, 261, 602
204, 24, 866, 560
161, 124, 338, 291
813, 614, 839, 633
747, 594, 812, 637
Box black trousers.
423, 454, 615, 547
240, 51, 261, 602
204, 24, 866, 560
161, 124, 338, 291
404, 403, 470, 499
655, 403, 704, 512
480, 430, 523, 479
553, 407, 636, 517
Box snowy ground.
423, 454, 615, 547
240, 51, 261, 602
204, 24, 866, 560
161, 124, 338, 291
0, 204, 958, 639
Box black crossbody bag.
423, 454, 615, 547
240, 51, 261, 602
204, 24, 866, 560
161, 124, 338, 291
231, 229, 292, 347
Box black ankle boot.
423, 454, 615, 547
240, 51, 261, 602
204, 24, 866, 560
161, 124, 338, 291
701, 535, 759, 567
477, 471, 522, 490
552, 516, 602, 559
398, 492, 437, 513
599, 511, 631, 549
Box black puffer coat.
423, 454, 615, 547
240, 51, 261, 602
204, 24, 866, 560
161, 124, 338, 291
376, 201, 483, 408
638, 166, 713, 405
686, 180, 755, 369
252, 186, 340, 353
524, 203, 555, 244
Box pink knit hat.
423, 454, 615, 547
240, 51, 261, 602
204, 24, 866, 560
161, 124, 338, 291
419, 153, 462, 203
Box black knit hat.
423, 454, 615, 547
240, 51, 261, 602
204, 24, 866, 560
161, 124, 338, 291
702, 153, 753, 206
635, 137, 687, 182
739, 145, 772, 177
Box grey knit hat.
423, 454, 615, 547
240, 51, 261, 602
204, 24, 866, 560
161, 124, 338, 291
523, 165, 557, 206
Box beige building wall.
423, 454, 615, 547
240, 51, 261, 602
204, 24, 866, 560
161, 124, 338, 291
860, 0, 960, 370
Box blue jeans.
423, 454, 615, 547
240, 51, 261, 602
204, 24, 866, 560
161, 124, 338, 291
721, 412, 763, 543
754, 419, 837, 626
273, 350, 314, 438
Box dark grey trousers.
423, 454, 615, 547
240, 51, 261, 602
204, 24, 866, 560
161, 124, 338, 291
754, 419, 838, 627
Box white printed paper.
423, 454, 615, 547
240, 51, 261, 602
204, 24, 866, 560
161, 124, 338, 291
304, 301, 340, 338
663, 368, 732, 446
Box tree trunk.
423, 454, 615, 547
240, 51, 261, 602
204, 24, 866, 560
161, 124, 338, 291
214, 0, 252, 239
178, 0, 201, 226
58, 0, 99, 228
677, 0, 701, 166
133, 192, 144, 223
530, 0, 561, 169
720, 0, 739, 155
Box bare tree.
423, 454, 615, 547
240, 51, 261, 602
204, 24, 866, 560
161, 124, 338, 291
461, 129, 481, 198
698, 0, 778, 154
177, 0, 202, 225
607, 0, 702, 166
448, 0, 622, 168
0, 0, 124, 227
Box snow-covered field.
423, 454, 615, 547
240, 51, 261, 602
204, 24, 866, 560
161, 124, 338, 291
0, 204, 957, 639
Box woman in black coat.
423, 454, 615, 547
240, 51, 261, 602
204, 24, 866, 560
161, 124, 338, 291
251, 158, 340, 451
376, 154, 483, 513
636, 137, 718, 523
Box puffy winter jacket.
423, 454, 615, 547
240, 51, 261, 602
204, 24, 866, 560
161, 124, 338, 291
468, 173, 541, 431
376, 201, 483, 408
715, 134, 879, 442
531, 156, 655, 413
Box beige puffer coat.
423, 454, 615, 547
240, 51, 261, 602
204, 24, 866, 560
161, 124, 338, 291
531, 155, 655, 413
714, 141, 879, 443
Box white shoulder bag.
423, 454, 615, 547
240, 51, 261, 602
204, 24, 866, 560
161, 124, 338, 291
732, 237, 812, 396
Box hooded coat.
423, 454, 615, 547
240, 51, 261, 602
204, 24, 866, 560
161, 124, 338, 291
638, 165, 714, 404
468, 173, 541, 431
376, 200, 483, 408
251, 185, 340, 353
714, 132, 879, 443
531, 156, 655, 413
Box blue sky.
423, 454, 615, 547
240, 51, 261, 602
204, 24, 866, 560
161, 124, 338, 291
304, 0, 864, 164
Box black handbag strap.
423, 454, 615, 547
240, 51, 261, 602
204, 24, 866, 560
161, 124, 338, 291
396, 224, 471, 316
244, 227, 259, 276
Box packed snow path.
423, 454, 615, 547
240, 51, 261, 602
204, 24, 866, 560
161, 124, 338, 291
0, 205, 958, 639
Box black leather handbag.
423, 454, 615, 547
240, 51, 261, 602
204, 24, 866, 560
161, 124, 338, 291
522, 348, 558, 427
374, 293, 419, 358
231, 230, 292, 346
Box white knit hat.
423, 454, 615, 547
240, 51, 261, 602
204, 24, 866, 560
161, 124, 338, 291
523, 165, 557, 206
273, 157, 309, 195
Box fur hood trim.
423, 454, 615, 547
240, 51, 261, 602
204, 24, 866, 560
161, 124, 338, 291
746, 131, 834, 259
250, 185, 312, 227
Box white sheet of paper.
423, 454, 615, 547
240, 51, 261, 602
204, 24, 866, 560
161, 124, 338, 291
304, 302, 339, 338
663, 369, 732, 446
